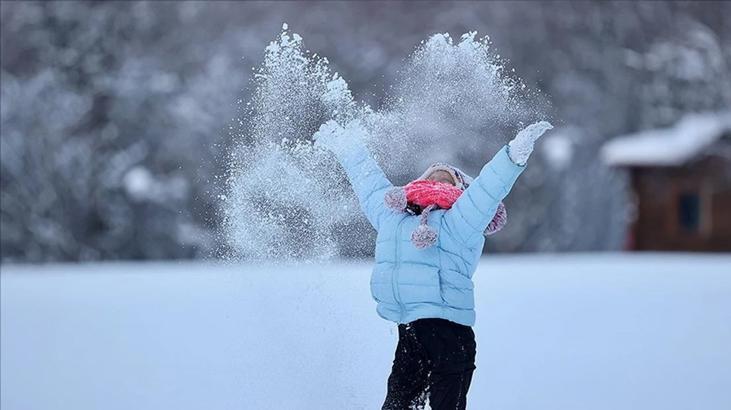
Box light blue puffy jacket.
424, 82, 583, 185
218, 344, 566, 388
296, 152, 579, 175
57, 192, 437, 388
335, 144, 525, 326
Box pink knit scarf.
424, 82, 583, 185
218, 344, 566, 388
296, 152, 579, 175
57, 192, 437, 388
384, 179, 507, 249
404, 179, 463, 210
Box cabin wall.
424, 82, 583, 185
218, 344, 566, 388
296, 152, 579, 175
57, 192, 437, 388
630, 157, 731, 251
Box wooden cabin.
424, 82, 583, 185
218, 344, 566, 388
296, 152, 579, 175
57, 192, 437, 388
601, 113, 731, 252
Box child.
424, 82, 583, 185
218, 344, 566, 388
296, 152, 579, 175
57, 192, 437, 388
314, 119, 552, 409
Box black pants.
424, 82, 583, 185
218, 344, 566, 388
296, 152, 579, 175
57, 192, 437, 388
382, 318, 476, 410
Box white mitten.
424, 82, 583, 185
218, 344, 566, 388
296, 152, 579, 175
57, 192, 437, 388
507, 121, 553, 165
313, 119, 368, 158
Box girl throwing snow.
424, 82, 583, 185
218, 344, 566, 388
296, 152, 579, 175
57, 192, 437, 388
314, 119, 552, 410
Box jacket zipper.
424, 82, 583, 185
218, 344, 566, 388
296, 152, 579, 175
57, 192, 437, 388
392, 217, 405, 322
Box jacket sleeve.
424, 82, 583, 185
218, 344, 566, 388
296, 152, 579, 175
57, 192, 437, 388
442, 145, 526, 247
335, 142, 394, 231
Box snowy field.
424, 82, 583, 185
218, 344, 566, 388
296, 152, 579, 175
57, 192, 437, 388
2, 253, 730, 410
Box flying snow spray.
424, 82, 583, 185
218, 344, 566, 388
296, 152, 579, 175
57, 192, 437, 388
220, 24, 545, 261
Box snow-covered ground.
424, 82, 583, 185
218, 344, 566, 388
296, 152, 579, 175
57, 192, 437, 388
2, 253, 730, 410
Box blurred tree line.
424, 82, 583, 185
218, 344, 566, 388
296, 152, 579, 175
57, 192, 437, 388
1, 1, 729, 262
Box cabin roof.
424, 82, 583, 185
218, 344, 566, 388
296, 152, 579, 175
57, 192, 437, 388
601, 112, 731, 167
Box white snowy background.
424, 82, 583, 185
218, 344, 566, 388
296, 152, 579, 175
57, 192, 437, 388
3, 254, 730, 410
3, 1, 731, 262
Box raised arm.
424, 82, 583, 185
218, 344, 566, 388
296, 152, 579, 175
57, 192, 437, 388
442, 121, 553, 247
313, 120, 394, 231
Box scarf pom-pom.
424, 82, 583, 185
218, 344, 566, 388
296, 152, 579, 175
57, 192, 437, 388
485, 202, 507, 236
411, 224, 438, 249
384, 186, 407, 211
